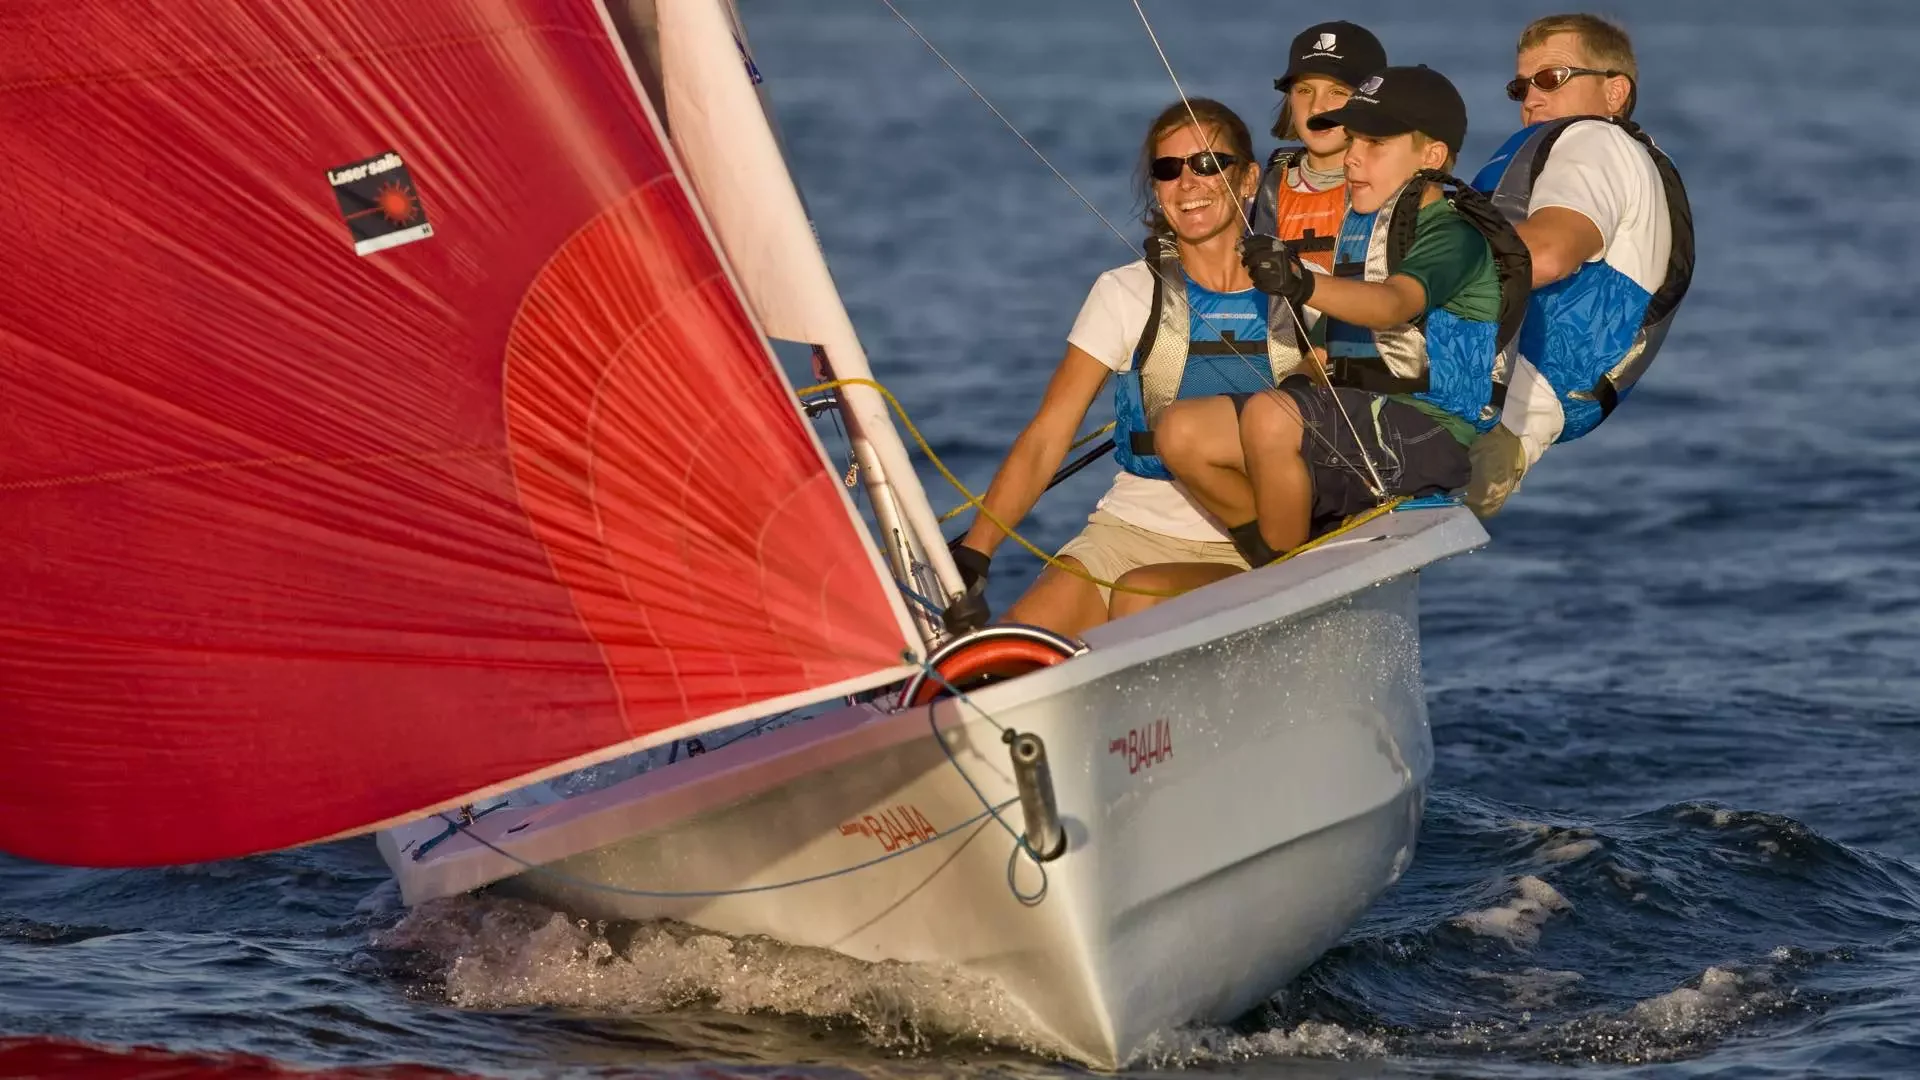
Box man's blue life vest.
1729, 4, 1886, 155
1320, 170, 1533, 433
1112, 236, 1306, 480
1471, 116, 1695, 441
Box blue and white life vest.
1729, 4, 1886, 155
1113, 235, 1306, 480
1320, 171, 1533, 432
1472, 116, 1695, 441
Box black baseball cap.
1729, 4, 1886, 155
1275, 21, 1387, 92
1306, 64, 1468, 157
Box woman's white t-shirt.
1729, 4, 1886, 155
1064, 260, 1235, 542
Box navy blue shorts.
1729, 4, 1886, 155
1230, 379, 1470, 537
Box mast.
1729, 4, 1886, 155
637, 0, 968, 644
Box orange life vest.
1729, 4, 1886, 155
1256, 148, 1347, 272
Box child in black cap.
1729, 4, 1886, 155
1255, 20, 1386, 273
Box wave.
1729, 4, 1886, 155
348, 789, 1920, 1071
373, 896, 1055, 1059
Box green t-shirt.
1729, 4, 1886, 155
1395, 198, 1500, 322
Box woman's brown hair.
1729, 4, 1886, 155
1135, 98, 1256, 236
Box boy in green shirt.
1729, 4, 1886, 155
1108, 65, 1516, 615
1301, 65, 1502, 448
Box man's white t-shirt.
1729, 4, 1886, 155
1500, 119, 1674, 461
1064, 260, 1235, 542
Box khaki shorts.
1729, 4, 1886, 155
1054, 510, 1249, 607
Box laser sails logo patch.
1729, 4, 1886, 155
327, 150, 433, 256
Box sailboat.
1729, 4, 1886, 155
0, 0, 1487, 1067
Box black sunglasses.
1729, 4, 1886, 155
1150, 151, 1242, 182
1505, 65, 1626, 101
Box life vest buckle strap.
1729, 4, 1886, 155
1186, 339, 1256, 356
1329, 357, 1428, 396
1593, 379, 1620, 417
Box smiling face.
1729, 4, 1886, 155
1342, 132, 1448, 213
1287, 74, 1355, 156
1516, 31, 1632, 125
1152, 123, 1257, 245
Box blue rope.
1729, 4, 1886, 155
436, 798, 1013, 900
893, 578, 946, 617
410, 799, 510, 862
704, 712, 789, 753
915, 657, 1050, 906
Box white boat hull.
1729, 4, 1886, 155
379, 506, 1485, 1067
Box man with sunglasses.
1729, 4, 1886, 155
1465, 13, 1694, 517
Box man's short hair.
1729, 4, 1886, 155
1517, 13, 1637, 81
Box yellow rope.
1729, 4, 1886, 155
935, 421, 1114, 523
797, 378, 1409, 598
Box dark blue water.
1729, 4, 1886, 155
6, 1, 1920, 1076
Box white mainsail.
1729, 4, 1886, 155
638, 0, 969, 634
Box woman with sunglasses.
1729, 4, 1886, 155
1464, 12, 1694, 517
1253, 20, 1387, 273
947, 99, 1305, 637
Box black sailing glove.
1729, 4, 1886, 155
943, 539, 993, 634
1240, 233, 1315, 307
949, 540, 991, 593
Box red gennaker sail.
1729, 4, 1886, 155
0, 0, 916, 867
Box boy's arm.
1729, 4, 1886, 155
1243, 235, 1428, 330
1300, 273, 1427, 331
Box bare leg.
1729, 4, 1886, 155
1154, 397, 1256, 525
1106, 562, 1244, 620
1004, 556, 1111, 637
1238, 391, 1313, 552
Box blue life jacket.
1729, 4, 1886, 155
1471, 116, 1694, 441
1319, 171, 1533, 433
1113, 236, 1306, 480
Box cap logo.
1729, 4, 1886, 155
1314, 32, 1337, 50
1358, 75, 1384, 94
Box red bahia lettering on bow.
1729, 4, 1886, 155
1108, 718, 1174, 774
838, 804, 938, 853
